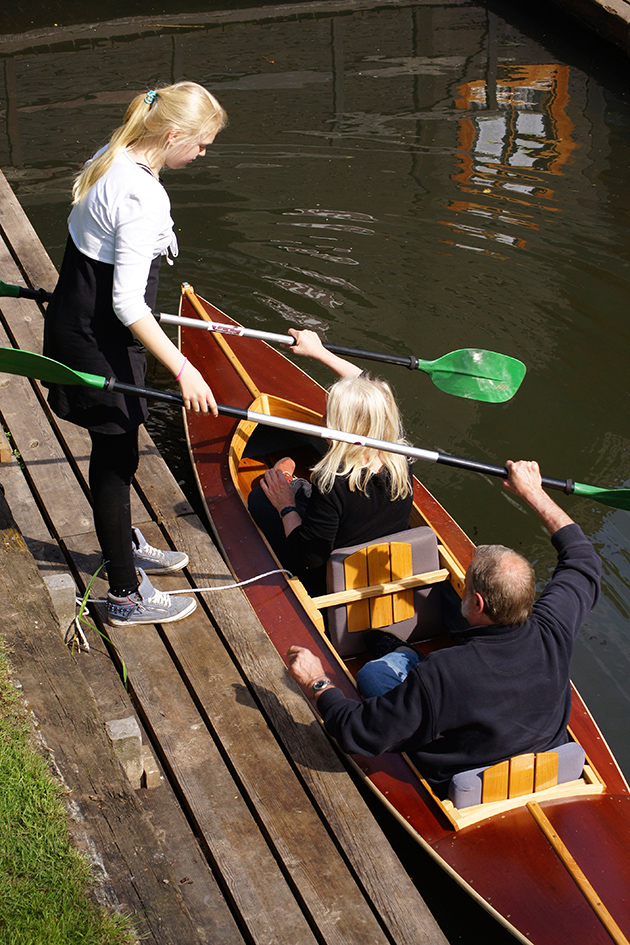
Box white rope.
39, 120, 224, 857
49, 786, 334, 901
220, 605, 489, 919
82, 568, 294, 604
169, 568, 294, 595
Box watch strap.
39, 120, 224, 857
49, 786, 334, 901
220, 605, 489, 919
280, 505, 297, 518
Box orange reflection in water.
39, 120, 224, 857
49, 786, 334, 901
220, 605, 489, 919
444, 64, 577, 254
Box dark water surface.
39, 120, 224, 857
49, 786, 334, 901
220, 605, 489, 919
1, 3, 629, 939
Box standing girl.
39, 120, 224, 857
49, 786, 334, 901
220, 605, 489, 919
43, 82, 227, 627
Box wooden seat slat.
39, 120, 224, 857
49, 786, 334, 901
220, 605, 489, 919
535, 751, 559, 792
368, 543, 395, 628
390, 542, 415, 622
509, 753, 535, 798
482, 759, 510, 803
344, 548, 371, 633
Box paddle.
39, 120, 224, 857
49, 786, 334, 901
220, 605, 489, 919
180, 282, 526, 404
0, 278, 51, 303
1, 346, 627, 511
0, 277, 525, 404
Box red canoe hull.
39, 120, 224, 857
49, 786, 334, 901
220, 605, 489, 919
181, 293, 630, 945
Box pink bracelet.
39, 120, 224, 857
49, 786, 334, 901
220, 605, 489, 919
175, 357, 188, 381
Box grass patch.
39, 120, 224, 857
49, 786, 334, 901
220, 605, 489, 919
0, 647, 137, 945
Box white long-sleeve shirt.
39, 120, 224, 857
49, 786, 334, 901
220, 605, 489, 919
68, 149, 178, 326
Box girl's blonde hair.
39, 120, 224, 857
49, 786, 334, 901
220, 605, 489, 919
311, 375, 412, 499
72, 81, 227, 203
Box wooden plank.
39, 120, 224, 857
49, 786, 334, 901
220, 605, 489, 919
508, 754, 535, 799
482, 760, 509, 803
0, 490, 211, 945
68, 531, 321, 945
535, 752, 559, 792
0, 167, 448, 943
0, 169, 58, 293
165, 514, 449, 945
135, 520, 398, 945
0, 427, 68, 572
0, 324, 95, 541
344, 548, 371, 633
312, 568, 449, 608
0, 386, 257, 945
390, 541, 415, 622
368, 543, 394, 629
1, 343, 441, 942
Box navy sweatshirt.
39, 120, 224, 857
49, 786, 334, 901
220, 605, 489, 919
318, 523, 601, 791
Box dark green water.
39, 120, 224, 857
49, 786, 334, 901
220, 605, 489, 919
1, 3, 629, 939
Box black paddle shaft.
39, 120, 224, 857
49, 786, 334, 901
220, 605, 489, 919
436, 452, 575, 495
107, 377, 248, 422
16, 285, 52, 303
322, 342, 419, 370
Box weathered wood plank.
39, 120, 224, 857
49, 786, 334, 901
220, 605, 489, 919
163, 514, 450, 945
138, 518, 401, 945
0, 325, 95, 541
0, 429, 247, 945
0, 489, 211, 945
0, 168, 58, 293
67, 530, 322, 945
0, 425, 68, 572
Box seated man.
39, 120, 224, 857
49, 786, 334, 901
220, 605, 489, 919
287, 460, 601, 796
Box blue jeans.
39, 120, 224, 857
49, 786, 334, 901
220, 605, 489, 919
356, 647, 424, 699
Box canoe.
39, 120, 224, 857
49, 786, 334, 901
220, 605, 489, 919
180, 291, 630, 945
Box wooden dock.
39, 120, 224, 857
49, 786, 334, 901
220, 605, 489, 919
0, 167, 449, 945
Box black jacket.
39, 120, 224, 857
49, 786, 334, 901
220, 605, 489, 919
318, 523, 601, 791
287, 466, 413, 570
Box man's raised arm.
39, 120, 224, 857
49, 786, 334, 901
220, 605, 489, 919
503, 460, 574, 536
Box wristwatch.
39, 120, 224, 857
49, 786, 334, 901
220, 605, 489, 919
279, 505, 297, 518
311, 678, 332, 694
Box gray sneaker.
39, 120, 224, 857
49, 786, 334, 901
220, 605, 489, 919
132, 526, 189, 574
107, 569, 197, 627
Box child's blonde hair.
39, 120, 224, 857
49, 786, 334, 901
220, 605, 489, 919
72, 81, 227, 203
311, 374, 412, 499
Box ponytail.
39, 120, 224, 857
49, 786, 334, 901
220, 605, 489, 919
72, 81, 227, 203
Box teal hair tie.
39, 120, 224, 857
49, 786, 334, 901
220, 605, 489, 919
144, 90, 157, 105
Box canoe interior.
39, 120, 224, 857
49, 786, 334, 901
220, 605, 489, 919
180, 290, 630, 945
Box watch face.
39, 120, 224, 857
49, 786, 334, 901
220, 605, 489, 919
313, 679, 330, 691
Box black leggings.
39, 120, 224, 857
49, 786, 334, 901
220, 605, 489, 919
89, 428, 139, 594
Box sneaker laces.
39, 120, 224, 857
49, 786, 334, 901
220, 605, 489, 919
142, 584, 171, 607
136, 542, 161, 560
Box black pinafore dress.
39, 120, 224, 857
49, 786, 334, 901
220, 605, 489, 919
43, 236, 161, 435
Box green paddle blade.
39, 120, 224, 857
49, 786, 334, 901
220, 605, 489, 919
0, 347, 106, 389
415, 349, 526, 404
572, 481, 630, 512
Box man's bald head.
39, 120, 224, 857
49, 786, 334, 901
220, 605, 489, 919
466, 544, 536, 626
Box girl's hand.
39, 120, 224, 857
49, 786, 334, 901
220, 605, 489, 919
129, 316, 219, 416
289, 328, 327, 359
179, 362, 218, 416
288, 328, 362, 378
